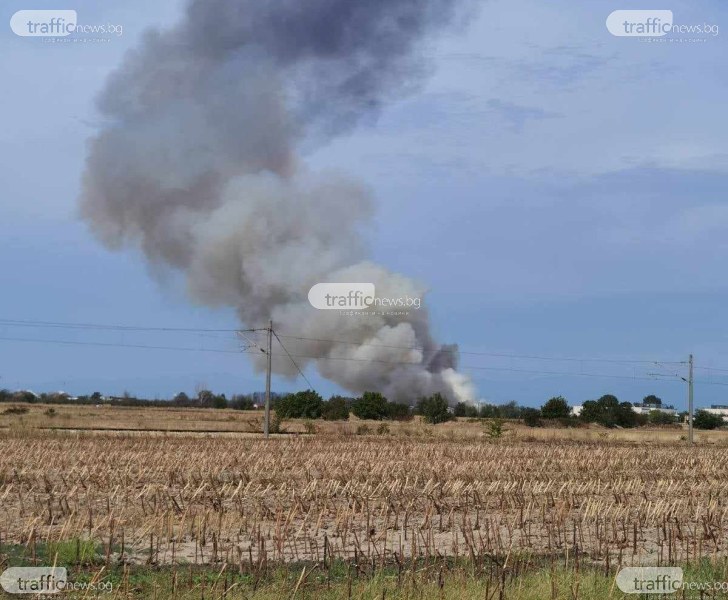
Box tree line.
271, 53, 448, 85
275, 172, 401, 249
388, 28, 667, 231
0, 387, 724, 430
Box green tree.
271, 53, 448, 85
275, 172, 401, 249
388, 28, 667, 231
541, 396, 570, 419
173, 392, 191, 405
416, 393, 453, 424
197, 390, 216, 408
275, 390, 324, 419
693, 410, 724, 430
580, 395, 640, 428
499, 401, 522, 419
321, 396, 350, 421
454, 402, 468, 417
643, 394, 662, 407
351, 391, 389, 420
230, 394, 254, 410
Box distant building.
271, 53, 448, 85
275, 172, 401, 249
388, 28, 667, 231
631, 403, 676, 416
571, 403, 676, 418
703, 405, 728, 422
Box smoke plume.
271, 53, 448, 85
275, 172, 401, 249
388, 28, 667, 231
80, 0, 477, 404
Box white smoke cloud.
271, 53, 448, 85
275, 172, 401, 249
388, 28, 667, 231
80, 0, 478, 404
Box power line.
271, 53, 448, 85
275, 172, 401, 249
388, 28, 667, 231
0, 318, 262, 334
276, 333, 685, 366
0, 334, 682, 382
0, 335, 248, 355
694, 365, 728, 374
272, 331, 314, 389
257, 350, 682, 382
0, 318, 689, 367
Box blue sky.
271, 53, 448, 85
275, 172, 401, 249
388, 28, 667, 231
2, 0, 728, 409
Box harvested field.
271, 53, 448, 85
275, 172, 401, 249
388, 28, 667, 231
1, 431, 726, 570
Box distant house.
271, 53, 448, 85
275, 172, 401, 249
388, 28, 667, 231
571, 403, 676, 418
631, 403, 676, 416
703, 405, 728, 422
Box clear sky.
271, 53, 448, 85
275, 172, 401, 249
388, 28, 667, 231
2, 0, 728, 409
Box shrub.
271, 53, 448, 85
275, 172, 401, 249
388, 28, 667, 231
521, 407, 542, 427
376, 423, 390, 435
694, 410, 724, 430
269, 413, 284, 434
385, 402, 412, 421
416, 393, 453, 424
321, 396, 350, 421
352, 392, 389, 420
44, 407, 57, 417
486, 419, 504, 438
648, 410, 676, 425
356, 424, 371, 435
303, 420, 318, 434
3, 406, 29, 415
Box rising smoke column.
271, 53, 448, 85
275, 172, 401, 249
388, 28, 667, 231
80, 0, 477, 404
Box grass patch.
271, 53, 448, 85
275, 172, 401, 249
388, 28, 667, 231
2, 555, 728, 599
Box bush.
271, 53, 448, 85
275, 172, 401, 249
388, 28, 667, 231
44, 407, 57, 417
356, 424, 371, 435
693, 410, 724, 430
352, 392, 389, 420
416, 393, 453, 424
275, 390, 324, 419
376, 423, 390, 435
3, 406, 29, 415
269, 413, 284, 434
303, 420, 318, 434
486, 419, 504, 438
521, 408, 542, 427
385, 402, 412, 421
321, 396, 350, 421
541, 396, 570, 419
648, 410, 676, 425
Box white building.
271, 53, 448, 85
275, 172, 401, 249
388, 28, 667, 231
631, 403, 677, 416
571, 403, 676, 417
703, 405, 728, 422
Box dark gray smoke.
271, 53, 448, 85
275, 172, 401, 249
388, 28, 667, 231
80, 0, 477, 404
